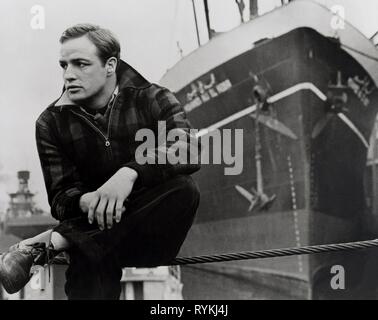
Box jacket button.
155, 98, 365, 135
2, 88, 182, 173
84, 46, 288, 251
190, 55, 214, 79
105, 141, 110, 147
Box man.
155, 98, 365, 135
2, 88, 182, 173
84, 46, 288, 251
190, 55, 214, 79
0, 24, 200, 299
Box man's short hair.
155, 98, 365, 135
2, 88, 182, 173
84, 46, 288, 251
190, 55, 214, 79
60, 23, 121, 65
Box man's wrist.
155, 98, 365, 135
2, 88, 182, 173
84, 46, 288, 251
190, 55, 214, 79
119, 166, 138, 183
79, 192, 89, 213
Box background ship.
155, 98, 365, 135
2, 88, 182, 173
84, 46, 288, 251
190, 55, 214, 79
160, 0, 378, 299
3, 171, 57, 240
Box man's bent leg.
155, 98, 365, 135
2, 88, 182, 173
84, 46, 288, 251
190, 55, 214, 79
53, 175, 199, 299
115, 174, 200, 267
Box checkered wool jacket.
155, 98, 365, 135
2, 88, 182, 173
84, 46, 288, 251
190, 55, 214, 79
36, 60, 200, 222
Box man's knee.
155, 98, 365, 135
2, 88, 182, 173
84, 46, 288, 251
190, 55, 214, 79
171, 175, 200, 209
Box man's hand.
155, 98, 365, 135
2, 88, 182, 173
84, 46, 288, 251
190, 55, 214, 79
79, 167, 138, 230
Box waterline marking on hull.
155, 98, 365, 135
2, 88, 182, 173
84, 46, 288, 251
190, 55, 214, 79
337, 113, 369, 149
195, 82, 370, 150
196, 82, 327, 138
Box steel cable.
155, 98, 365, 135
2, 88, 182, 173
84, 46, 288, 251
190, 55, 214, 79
169, 238, 378, 266
5, 238, 378, 267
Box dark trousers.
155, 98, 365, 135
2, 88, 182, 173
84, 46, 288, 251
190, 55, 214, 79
53, 175, 200, 300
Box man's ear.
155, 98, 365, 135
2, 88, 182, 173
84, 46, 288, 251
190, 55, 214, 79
105, 57, 118, 76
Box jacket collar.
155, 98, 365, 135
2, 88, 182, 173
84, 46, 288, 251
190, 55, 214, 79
51, 60, 151, 110
116, 59, 150, 90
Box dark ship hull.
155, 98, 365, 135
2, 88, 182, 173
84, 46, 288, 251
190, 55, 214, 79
160, 1, 378, 299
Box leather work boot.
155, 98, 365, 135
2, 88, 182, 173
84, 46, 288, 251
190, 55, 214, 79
0, 242, 50, 294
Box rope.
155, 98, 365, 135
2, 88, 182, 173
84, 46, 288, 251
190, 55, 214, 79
3, 239, 378, 267
169, 238, 378, 266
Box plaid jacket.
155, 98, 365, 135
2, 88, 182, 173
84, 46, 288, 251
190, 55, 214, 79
36, 60, 200, 222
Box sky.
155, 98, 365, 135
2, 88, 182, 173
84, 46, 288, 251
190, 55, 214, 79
0, 0, 378, 212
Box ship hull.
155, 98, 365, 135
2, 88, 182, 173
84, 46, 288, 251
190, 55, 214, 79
168, 27, 378, 299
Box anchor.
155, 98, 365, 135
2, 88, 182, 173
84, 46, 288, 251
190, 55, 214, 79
311, 71, 370, 149
236, 84, 276, 212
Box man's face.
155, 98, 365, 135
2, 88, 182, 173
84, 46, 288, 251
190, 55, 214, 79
59, 36, 108, 103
